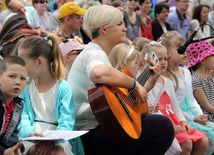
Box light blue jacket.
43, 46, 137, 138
18, 79, 84, 155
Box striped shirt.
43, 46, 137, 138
192, 73, 214, 121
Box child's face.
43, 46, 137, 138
168, 46, 186, 65
208, 69, 214, 77
204, 55, 214, 70
0, 64, 27, 102
125, 56, 139, 77
154, 48, 168, 74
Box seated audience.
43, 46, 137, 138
152, 3, 170, 41
5, 0, 41, 35
49, 2, 86, 42
33, 0, 52, 37
190, 4, 211, 40
59, 39, 86, 80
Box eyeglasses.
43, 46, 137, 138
178, 0, 190, 3
160, 10, 169, 14
39, 0, 47, 4
128, 0, 139, 2
143, 1, 152, 4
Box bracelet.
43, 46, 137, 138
131, 80, 136, 90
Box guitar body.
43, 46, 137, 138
88, 69, 148, 144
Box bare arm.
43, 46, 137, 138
194, 88, 214, 114
90, 64, 148, 102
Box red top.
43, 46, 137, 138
140, 15, 154, 40
3, 99, 14, 133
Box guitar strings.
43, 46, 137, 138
122, 67, 151, 107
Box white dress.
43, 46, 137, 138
23, 80, 73, 155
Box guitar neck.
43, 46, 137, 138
137, 65, 151, 86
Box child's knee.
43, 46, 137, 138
49, 145, 65, 155
181, 139, 192, 153
197, 137, 209, 149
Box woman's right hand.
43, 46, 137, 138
134, 82, 148, 104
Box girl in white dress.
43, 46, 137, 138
17, 36, 79, 155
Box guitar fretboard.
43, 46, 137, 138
137, 65, 151, 86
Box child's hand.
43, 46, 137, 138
144, 64, 160, 92
174, 125, 185, 132
29, 132, 44, 143
149, 64, 161, 83
181, 121, 195, 134
35, 141, 54, 155
4, 142, 22, 155
148, 105, 154, 114
29, 132, 44, 137
155, 102, 160, 112
148, 102, 160, 114
194, 115, 207, 125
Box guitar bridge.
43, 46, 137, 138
114, 92, 133, 122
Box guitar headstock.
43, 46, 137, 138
144, 51, 159, 66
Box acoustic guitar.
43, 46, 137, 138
88, 65, 152, 144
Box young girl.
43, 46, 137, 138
187, 40, 214, 122
16, 36, 83, 155
142, 41, 209, 155
109, 43, 160, 96
161, 30, 214, 155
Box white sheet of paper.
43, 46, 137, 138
20, 130, 88, 141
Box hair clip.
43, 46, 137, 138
43, 37, 53, 47
43, 36, 49, 42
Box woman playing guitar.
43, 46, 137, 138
67, 5, 174, 155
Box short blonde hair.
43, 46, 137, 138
109, 43, 139, 71
83, 5, 123, 39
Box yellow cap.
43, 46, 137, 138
58, 2, 86, 19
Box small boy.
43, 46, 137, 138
59, 39, 86, 80
0, 55, 28, 155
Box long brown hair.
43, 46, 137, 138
18, 35, 65, 80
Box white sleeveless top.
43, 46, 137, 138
29, 80, 57, 133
